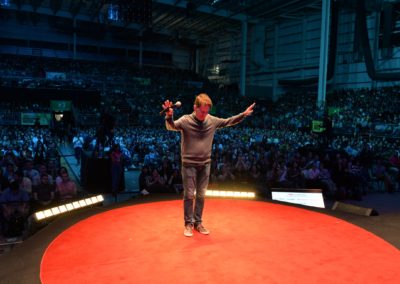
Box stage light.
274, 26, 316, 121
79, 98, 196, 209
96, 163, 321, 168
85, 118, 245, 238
72, 201, 81, 209
85, 198, 93, 205
206, 190, 256, 199
34, 195, 104, 221
59, 205, 68, 213
35, 211, 46, 220
51, 207, 61, 215
44, 209, 53, 218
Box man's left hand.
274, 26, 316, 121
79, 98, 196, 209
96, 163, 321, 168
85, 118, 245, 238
243, 102, 256, 117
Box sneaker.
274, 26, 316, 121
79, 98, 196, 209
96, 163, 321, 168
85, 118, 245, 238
184, 224, 194, 237
195, 224, 210, 235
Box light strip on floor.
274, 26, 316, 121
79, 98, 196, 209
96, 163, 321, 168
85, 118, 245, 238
206, 190, 256, 198
34, 195, 104, 221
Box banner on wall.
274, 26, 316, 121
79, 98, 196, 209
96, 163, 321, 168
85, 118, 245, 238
21, 113, 52, 126
132, 77, 151, 85
312, 120, 325, 133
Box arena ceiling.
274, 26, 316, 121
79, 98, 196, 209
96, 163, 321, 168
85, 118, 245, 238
1, 0, 324, 43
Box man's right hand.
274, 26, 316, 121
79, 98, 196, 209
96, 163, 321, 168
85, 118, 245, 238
162, 100, 174, 117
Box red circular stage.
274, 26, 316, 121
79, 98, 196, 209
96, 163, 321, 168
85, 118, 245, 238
41, 199, 400, 283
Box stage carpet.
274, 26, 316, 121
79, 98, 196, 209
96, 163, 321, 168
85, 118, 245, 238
41, 199, 400, 283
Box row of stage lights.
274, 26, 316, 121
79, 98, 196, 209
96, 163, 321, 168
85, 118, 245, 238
206, 190, 256, 198
34, 195, 104, 221
34, 191, 254, 221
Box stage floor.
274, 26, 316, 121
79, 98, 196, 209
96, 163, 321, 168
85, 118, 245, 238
0, 194, 400, 284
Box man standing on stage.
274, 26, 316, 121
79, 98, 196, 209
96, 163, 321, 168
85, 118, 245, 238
163, 93, 255, 237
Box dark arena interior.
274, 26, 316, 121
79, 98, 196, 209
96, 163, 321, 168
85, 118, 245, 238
0, 0, 399, 283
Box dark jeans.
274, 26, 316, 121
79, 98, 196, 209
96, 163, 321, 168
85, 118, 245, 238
181, 163, 211, 226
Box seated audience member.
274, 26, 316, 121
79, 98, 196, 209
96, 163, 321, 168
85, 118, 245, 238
275, 162, 290, 188
0, 152, 18, 170
23, 159, 40, 186
55, 167, 68, 186
371, 159, 394, 193
159, 158, 173, 183
303, 162, 321, 188
389, 150, 400, 168
346, 159, 364, 200
318, 163, 337, 197
47, 159, 59, 181
14, 170, 32, 196
168, 168, 183, 194
249, 164, 261, 184
3, 162, 16, 184
33, 142, 46, 165
56, 171, 77, 201
286, 162, 304, 188
138, 166, 150, 195
38, 164, 54, 185
234, 154, 250, 182
217, 164, 236, 184
32, 173, 55, 210
145, 168, 168, 193
0, 180, 30, 238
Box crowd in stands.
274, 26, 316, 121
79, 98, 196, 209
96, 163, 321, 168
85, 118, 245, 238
62, 86, 399, 202
108, 85, 399, 199
0, 127, 79, 241
0, 54, 215, 128
1, 54, 400, 240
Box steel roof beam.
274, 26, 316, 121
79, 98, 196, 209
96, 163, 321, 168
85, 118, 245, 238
154, 0, 254, 22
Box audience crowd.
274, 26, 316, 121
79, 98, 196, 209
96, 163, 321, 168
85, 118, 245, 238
0, 126, 79, 241
1, 55, 400, 242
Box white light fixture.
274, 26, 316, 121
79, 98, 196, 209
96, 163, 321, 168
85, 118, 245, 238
72, 201, 81, 209
51, 207, 61, 215
59, 205, 68, 213
34, 195, 104, 221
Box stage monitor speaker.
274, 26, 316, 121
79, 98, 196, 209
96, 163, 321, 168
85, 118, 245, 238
332, 201, 379, 216
271, 188, 325, 208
